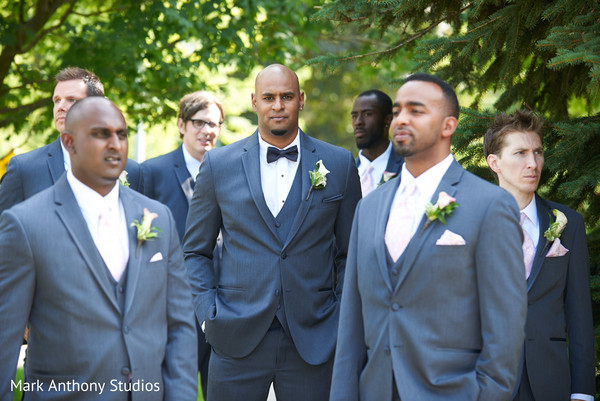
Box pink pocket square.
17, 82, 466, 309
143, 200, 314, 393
435, 229, 466, 246
150, 252, 163, 262
546, 238, 569, 257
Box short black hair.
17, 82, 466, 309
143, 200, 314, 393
356, 89, 392, 116
404, 73, 459, 118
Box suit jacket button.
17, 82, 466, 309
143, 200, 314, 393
118, 286, 124, 293
274, 221, 281, 228
275, 289, 281, 296
391, 303, 400, 311
281, 253, 287, 259
384, 346, 390, 355
391, 268, 399, 276
123, 325, 130, 334
121, 367, 131, 376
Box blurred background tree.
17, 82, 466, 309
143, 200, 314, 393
315, 0, 600, 392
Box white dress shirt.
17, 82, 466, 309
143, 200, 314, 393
388, 154, 454, 238
258, 132, 301, 217
357, 142, 393, 186
66, 170, 130, 273
60, 140, 71, 172
520, 197, 540, 249
182, 143, 202, 182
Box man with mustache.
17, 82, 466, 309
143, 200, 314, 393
330, 73, 527, 401
352, 90, 403, 196
0, 67, 141, 215
184, 64, 361, 401
484, 110, 594, 401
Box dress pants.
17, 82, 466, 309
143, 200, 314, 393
207, 318, 333, 401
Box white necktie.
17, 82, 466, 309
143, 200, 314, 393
520, 212, 535, 279
361, 165, 375, 196
385, 182, 419, 262
97, 206, 128, 281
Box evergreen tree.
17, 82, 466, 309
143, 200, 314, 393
315, 0, 600, 385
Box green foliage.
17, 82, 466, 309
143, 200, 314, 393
317, 0, 600, 389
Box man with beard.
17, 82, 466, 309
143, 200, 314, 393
0, 67, 141, 215
352, 90, 403, 196
184, 64, 361, 401
330, 73, 527, 401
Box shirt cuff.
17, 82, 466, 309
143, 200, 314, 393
571, 393, 594, 401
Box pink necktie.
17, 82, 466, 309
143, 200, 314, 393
97, 206, 128, 281
385, 182, 418, 262
520, 212, 535, 279
361, 165, 375, 197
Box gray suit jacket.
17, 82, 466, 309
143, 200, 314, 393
330, 160, 527, 401
0, 176, 197, 401
0, 138, 142, 214
519, 194, 595, 400
183, 129, 361, 365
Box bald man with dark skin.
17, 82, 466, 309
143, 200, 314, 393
184, 64, 361, 401
0, 96, 197, 400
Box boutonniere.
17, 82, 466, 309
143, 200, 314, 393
544, 209, 567, 242
118, 170, 130, 187
424, 191, 459, 230
378, 171, 397, 186
306, 160, 330, 201
131, 208, 161, 255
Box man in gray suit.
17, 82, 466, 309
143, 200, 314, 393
330, 73, 527, 401
0, 96, 197, 401
352, 89, 403, 196
484, 110, 595, 401
0, 67, 141, 215
184, 64, 361, 401
142, 90, 225, 399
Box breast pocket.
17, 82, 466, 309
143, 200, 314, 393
318, 193, 344, 209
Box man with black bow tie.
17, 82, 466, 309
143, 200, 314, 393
183, 64, 361, 401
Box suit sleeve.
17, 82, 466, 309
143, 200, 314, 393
333, 152, 361, 297
0, 211, 35, 401
475, 193, 527, 401
183, 152, 221, 326
140, 162, 155, 199
0, 157, 25, 215
329, 202, 366, 401
563, 212, 595, 395
162, 207, 198, 400
124, 159, 142, 193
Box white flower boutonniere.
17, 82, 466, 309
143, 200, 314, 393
118, 170, 130, 187
306, 160, 330, 201
544, 209, 567, 242
378, 171, 397, 186
424, 191, 459, 230
131, 208, 161, 255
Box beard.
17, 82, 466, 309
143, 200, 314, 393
271, 129, 287, 136
356, 132, 383, 150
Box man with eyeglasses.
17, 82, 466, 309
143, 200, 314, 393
141, 90, 224, 399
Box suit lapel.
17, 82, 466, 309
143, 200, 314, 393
283, 130, 317, 250
385, 149, 403, 176
53, 176, 120, 313
47, 139, 66, 183
375, 176, 402, 292
527, 194, 551, 291
393, 160, 462, 291
121, 188, 143, 315
241, 132, 279, 241
173, 146, 194, 203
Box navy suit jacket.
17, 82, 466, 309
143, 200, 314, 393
0, 138, 142, 214
355, 144, 403, 184
141, 146, 194, 243
0, 176, 197, 401
183, 129, 361, 365
519, 194, 595, 399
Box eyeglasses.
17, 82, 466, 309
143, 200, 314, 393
188, 119, 223, 129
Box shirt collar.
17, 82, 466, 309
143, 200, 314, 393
521, 196, 538, 224
66, 169, 120, 217
399, 154, 454, 201
258, 130, 301, 164
357, 142, 392, 175
182, 143, 202, 182
60, 139, 71, 172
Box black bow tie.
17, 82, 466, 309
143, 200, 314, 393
267, 145, 298, 163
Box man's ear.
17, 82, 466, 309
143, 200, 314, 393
177, 118, 186, 135
251, 93, 257, 112
384, 113, 393, 128
60, 132, 75, 154
486, 153, 500, 173
441, 116, 458, 139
